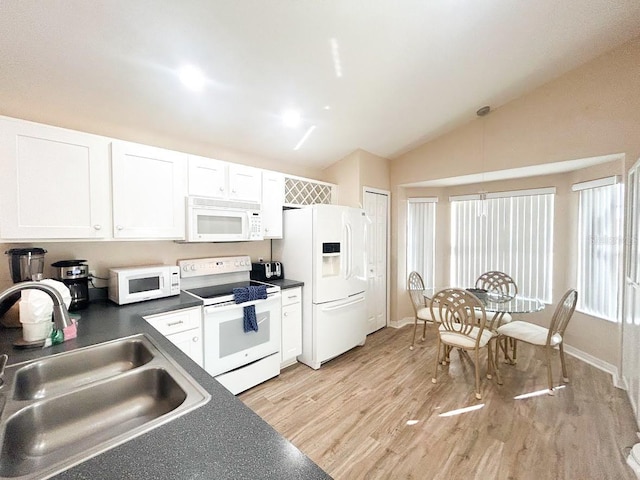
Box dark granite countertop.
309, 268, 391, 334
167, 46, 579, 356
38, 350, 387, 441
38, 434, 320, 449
0, 293, 330, 480
261, 278, 304, 290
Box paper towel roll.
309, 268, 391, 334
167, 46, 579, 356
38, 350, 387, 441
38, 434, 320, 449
19, 279, 72, 324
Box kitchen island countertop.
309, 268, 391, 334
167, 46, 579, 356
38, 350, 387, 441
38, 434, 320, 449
0, 293, 330, 480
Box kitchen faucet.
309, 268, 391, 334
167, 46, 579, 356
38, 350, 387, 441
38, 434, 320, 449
0, 281, 72, 331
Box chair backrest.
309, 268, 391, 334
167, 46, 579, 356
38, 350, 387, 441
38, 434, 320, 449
430, 288, 486, 343
549, 289, 578, 341
476, 271, 518, 297
407, 271, 427, 313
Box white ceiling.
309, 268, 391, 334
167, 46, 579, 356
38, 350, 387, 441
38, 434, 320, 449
1, 1, 640, 170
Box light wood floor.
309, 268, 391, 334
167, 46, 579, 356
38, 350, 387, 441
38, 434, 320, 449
240, 325, 638, 479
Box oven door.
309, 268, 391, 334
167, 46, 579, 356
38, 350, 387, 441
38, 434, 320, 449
203, 293, 281, 377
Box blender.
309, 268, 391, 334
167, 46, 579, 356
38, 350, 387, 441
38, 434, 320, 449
0, 248, 47, 318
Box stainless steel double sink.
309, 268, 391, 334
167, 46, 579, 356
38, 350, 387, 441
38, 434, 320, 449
0, 334, 211, 479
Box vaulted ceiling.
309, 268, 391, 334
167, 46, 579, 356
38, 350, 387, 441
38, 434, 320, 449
2, 1, 640, 169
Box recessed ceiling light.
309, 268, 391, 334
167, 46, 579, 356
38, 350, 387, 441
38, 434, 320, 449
179, 65, 205, 92
324, 105, 331, 110
282, 109, 301, 128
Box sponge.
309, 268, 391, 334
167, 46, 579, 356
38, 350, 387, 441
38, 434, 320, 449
63, 321, 77, 340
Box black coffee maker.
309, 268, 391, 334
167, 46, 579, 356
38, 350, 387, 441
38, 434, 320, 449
51, 260, 89, 311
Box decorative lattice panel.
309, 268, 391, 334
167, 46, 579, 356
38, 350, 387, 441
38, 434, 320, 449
284, 177, 334, 205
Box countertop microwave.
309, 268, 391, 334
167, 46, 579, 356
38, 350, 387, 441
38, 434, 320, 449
108, 265, 180, 305
185, 196, 263, 242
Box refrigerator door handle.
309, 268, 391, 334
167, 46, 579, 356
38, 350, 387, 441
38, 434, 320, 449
321, 296, 365, 312
346, 222, 353, 279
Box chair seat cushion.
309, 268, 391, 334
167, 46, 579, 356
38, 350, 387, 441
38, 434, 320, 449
417, 307, 443, 323
497, 321, 562, 346
438, 325, 494, 349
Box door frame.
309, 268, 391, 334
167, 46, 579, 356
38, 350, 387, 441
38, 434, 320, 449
363, 186, 391, 330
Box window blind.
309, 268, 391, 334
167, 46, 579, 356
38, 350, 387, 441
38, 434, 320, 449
576, 182, 623, 321
450, 191, 554, 302
407, 198, 437, 289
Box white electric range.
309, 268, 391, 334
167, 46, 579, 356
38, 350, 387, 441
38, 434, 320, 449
180, 256, 281, 394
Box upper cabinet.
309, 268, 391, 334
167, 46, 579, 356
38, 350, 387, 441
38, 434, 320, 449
188, 155, 262, 203
111, 141, 187, 239
228, 164, 262, 203
261, 170, 284, 239
187, 155, 227, 199
0, 117, 111, 239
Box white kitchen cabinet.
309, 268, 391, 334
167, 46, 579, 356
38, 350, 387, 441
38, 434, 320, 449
281, 287, 302, 367
228, 163, 262, 202
144, 307, 203, 367
187, 155, 227, 199
112, 140, 187, 239
0, 116, 111, 239
261, 170, 284, 239
187, 155, 262, 203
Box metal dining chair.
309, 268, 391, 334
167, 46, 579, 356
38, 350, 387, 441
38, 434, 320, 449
496, 289, 578, 395
475, 271, 518, 298
430, 288, 497, 400
407, 271, 441, 350
475, 271, 518, 322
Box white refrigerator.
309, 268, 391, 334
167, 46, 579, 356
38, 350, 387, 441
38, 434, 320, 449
274, 204, 368, 369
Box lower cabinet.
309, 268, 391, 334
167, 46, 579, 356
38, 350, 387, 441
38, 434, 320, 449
143, 306, 203, 367
281, 287, 302, 367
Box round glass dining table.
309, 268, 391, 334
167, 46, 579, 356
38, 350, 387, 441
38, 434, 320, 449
422, 287, 545, 330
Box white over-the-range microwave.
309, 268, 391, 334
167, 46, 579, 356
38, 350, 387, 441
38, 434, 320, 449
185, 196, 263, 242
108, 265, 180, 305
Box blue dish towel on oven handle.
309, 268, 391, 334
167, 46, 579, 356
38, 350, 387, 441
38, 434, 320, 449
233, 285, 268, 332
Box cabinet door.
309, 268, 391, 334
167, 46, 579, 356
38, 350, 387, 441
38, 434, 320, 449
187, 155, 227, 198
281, 299, 302, 363
0, 117, 111, 239
166, 329, 204, 367
228, 164, 262, 202
111, 140, 187, 239
261, 171, 284, 239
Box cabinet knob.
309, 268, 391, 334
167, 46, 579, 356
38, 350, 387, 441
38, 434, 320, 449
192, 337, 199, 342
116, 225, 124, 231
219, 187, 224, 192
93, 225, 102, 230
284, 312, 289, 317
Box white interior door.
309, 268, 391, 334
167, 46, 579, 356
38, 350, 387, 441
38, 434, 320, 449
623, 158, 640, 424
363, 188, 389, 334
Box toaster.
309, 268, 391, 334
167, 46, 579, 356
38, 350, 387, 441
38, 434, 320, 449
250, 262, 284, 281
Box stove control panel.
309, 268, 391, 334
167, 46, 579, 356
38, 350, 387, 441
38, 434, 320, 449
178, 256, 252, 278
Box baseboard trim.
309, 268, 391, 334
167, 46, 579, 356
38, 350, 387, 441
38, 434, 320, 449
389, 317, 414, 329
563, 344, 621, 387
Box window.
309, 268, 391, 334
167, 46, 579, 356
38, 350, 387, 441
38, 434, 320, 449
450, 188, 555, 302
407, 198, 437, 289
573, 177, 623, 321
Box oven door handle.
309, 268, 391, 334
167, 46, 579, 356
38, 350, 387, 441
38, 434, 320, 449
204, 294, 281, 314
